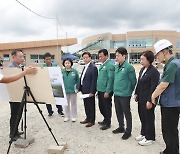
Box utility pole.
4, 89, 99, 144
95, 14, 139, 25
66, 32, 69, 53
56, 16, 61, 66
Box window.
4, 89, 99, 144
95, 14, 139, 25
3, 54, 10, 61
176, 40, 180, 48
83, 40, 111, 51
127, 38, 152, 48
129, 52, 142, 64
176, 53, 180, 59
30, 54, 55, 64
113, 41, 126, 49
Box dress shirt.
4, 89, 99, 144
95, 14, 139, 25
81, 62, 91, 85
140, 68, 147, 79
0, 74, 3, 80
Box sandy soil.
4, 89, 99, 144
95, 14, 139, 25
0, 64, 172, 154
0, 93, 166, 154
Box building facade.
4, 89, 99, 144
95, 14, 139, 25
0, 38, 77, 67
82, 30, 180, 64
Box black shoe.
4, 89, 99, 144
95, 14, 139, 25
17, 131, 24, 136
159, 151, 166, 154
10, 135, 21, 141
48, 111, 54, 116
121, 132, 131, 140
98, 121, 105, 126
100, 125, 111, 130
112, 127, 125, 134
58, 112, 64, 117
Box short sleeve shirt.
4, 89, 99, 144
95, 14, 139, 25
161, 57, 177, 83
0, 74, 3, 80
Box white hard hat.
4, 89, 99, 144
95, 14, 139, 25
154, 39, 172, 54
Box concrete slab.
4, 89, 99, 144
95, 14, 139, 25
48, 145, 64, 154
14, 136, 35, 148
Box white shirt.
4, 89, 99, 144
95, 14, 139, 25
81, 62, 91, 85
0, 74, 3, 81
140, 68, 147, 79
102, 58, 108, 65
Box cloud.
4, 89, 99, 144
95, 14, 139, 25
0, 0, 180, 51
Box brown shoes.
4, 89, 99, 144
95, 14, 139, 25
80, 120, 95, 127
80, 119, 88, 124
85, 122, 95, 127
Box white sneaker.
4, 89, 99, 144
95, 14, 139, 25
64, 118, 69, 122
71, 118, 76, 122
138, 138, 154, 146
135, 135, 145, 141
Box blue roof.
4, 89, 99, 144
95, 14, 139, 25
61, 53, 79, 60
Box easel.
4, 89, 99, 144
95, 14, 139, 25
7, 67, 59, 154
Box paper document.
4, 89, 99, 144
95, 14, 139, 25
80, 94, 90, 99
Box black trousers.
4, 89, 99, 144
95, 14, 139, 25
9, 102, 23, 137
98, 91, 112, 125
83, 96, 95, 123
114, 96, 132, 134
46, 104, 63, 114
138, 103, 155, 140
161, 107, 180, 154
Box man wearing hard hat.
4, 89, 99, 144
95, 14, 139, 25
152, 39, 180, 154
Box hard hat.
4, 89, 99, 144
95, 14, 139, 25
154, 39, 172, 54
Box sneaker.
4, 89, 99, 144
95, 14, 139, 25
64, 118, 69, 122
135, 135, 145, 141
112, 127, 125, 134
71, 118, 76, 122
138, 138, 154, 146
59, 112, 65, 117
122, 132, 131, 140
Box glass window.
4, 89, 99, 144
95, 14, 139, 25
176, 40, 180, 48
176, 53, 180, 59
127, 38, 152, 48
3, 54, 10, 61
30, 54, 54, 64
113, 41, 126, 49
83, 40, 111, 51
129, 52, 142, 64
110, 53, 115, 59
31, 55, 38, 59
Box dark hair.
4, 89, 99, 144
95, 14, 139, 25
115, 47, 127, 56
98, 49, 108, 56
43, 52, 52, 59
82, 52, 92, 58
11, 49, 23, 56
141, 50, 154, 64
167, 45, 173, 54
62, 58, 73, 67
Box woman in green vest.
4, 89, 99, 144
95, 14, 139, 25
62, 58, 80, 122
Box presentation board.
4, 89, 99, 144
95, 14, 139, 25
0, 67, 67, 105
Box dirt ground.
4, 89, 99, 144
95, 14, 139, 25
0, 93, 166, 154
0, 64, 173, 154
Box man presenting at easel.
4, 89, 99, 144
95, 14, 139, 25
8, 49, 26, 141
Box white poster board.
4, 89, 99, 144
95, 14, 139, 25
48, 67, 67, 106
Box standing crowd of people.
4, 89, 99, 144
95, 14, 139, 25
0, 39, 179, 154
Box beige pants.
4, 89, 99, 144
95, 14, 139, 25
64, 94, 77, 119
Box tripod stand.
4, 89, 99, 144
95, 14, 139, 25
7, 67, 59, 154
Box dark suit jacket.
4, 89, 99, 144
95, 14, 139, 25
79, 62, 98, 94
135, 65, 160, 104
